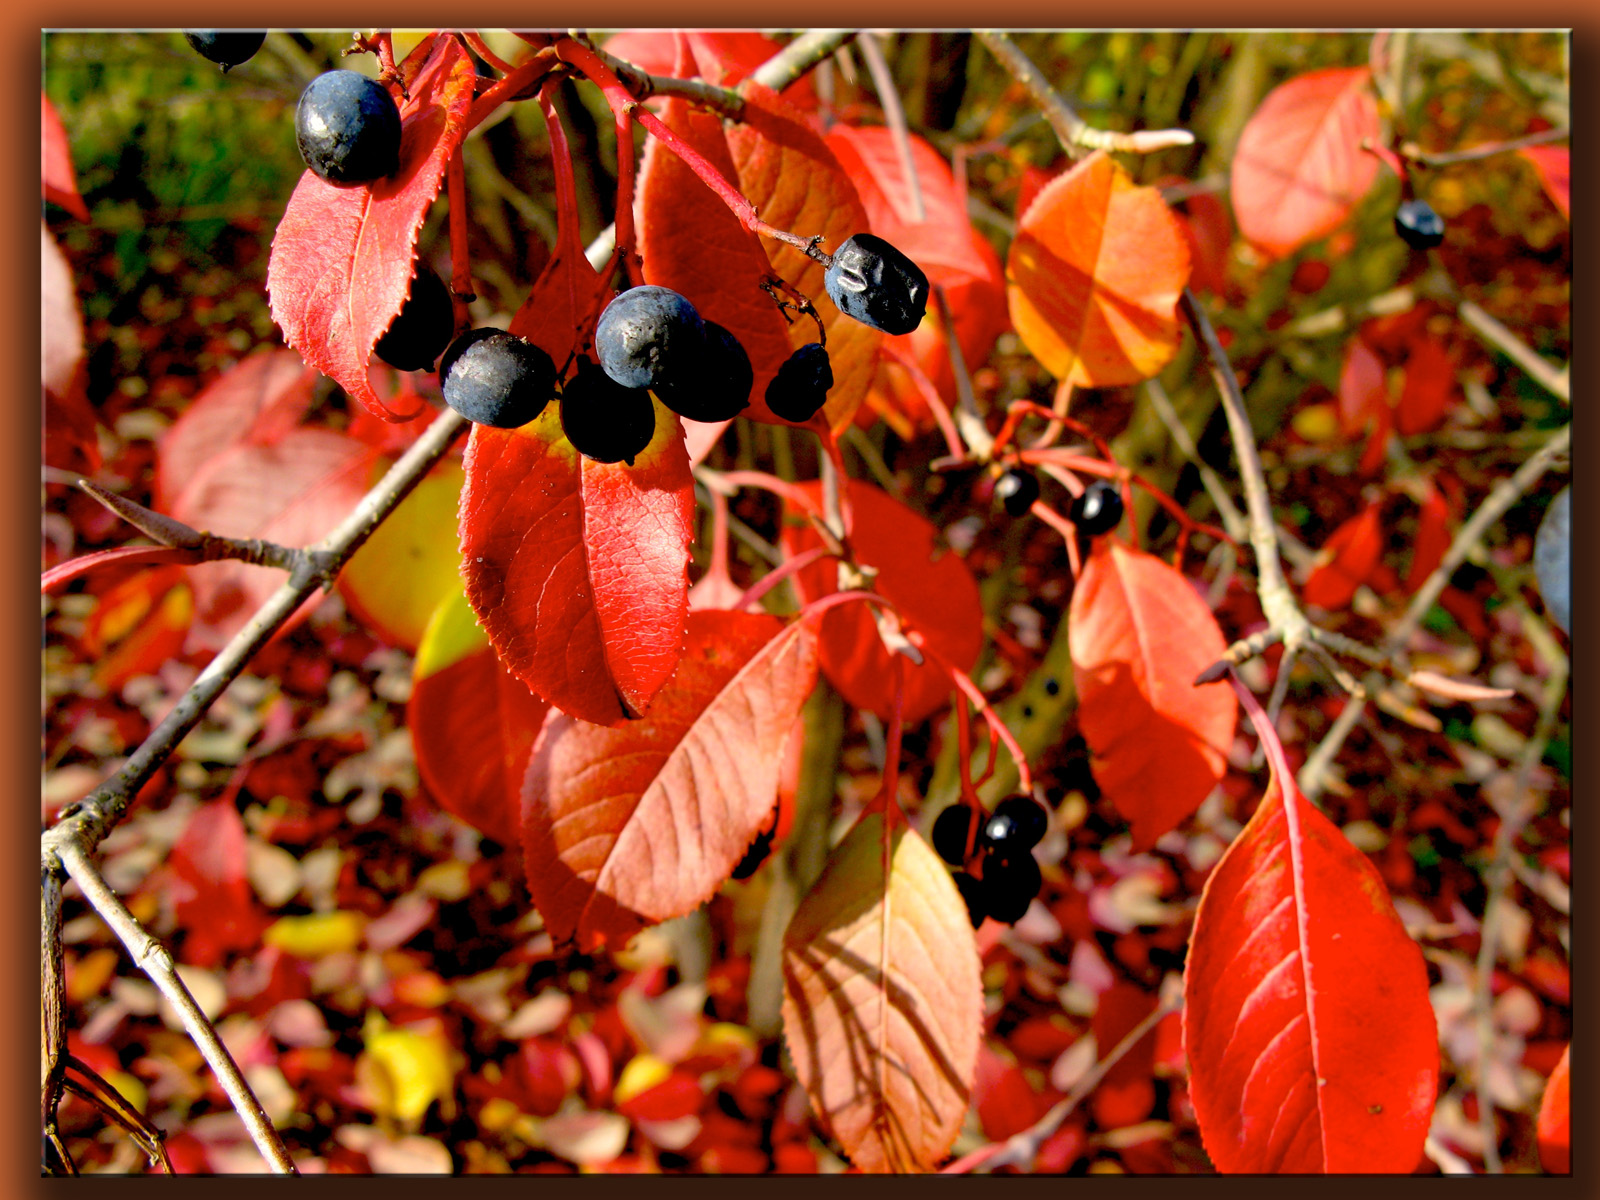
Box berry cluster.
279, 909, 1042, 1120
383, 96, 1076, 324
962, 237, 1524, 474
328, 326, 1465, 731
994, 468, 1124, 537
932, 794, 1049, 927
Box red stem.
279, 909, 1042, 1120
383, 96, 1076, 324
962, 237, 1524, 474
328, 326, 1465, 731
879, 340, 966, 460
445, 148, 474, 332
919, 637, 1033, 793
462, 30, 516, 75
717, 469, 820, 515
463, 47, 558, 134
733, 546, 836, 613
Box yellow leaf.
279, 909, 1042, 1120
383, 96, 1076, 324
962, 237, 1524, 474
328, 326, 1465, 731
361, 1021, 457, 1125
263, 911, 366, 958
615, 1053, 674, 1105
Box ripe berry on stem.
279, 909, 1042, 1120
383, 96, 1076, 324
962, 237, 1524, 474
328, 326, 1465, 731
932, 803, 981, 865
1069, 479, 1123, 536
996, 467, 1040, 517
375, 266, 455, 372
952, 872, 988, 928
295, 70, 403, 185
764, 343, 834, 423
594, 285, 705, 390
559, 358, 657, 465
1394, 199, 1445, 249
823, 233, 929, 335
654, 320, 751, 422
184, 31, 266, 71
980, 794, 1048, 854
438, 329, 557, 429
978, 852, 1042, 925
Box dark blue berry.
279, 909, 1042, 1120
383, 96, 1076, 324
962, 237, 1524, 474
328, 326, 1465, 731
654, 320, 751, 422
559, 358, 657, 465
978, 852, 1041, 924
996, 467, 1040, 517
953, 871, 988, 928
731, 828, 773, 879
1070, 480, 1123, 536
594, 286, 705, 390
1394, 199, 1445, 250
439, 329, 556, 429
184, 31, 266, 71
980, 794, 1048, 854
765, 343, 834, 423
375, 266, 455, 372
295, 70, 402, 185
823, 233, 929, 336
932, 804, 981, 865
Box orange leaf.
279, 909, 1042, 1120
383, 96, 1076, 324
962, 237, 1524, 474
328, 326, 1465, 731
1394, 335, 1454, 436
1183, 700, 1439, 1172
1006, 151, 1190, 386
459, 402, 694, 727
724, 84, 882, 432
783, 479, 983, 724
1519, 144, 1569, 221
1069, 540, 1236, 850
1230, 67, 1381, 260
1403, 480, 1452, 595
1301, 505, 1383, 611
781, 813, 981, 1172
521, 610, 818, 949
1536, 1043, 1570, 1173
42, 92, 89, 220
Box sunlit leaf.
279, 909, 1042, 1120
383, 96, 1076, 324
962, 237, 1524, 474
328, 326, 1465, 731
42, 92, 88, 220
167, 801, 267, 967
1519, 144, 1569, 221
1537, 1042, 1570, 1173
1301, 505, 1383, 611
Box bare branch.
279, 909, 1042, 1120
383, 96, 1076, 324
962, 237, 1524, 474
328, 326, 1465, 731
750, 30, 857, 94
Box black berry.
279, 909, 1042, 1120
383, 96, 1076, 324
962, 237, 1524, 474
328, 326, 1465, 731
979, 852, 1042, 925
594, 286, 705, 390
654, 321, 751, 422
981, 794, 1048, 854
439, 329, 556, 429
1069, 480, 1123, 536
996, 467, 1040, 517
765, 343, 834, 423
952, 871, 988, 928
184, 31, 266, 71
823, 233, 929, 336
295, 70, 403, 185
374, 267, 455, 371
731, 828, 773, 880
1394, 199, 1445, 250
559, 358, 657, 465
932, 804, 981, 865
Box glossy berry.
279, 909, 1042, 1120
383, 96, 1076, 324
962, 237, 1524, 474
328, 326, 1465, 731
952, 871, 987, 928
594, 286, 705, 390
374, 267, 454, 371
1069, 480, 1123, 536
654, 320, 751, 422
765, 343, 834, 423
295, 70, 402, 185
559, 358, 656, 465
979, 852, 1042, 925
932, 803, 981, 866
184, 31, 266, 71
1394, 199, 1445, 250
439, 329, 556, 429
981, 794, 1048, 854
823, 233, 929, 336
996, 467, 1040, 517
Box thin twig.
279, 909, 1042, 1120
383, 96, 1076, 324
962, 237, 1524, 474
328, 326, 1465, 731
52, 842, 297, 1173
1401, 125, 1567, 167
749, 30, 858, 94
858, 33, 924, 222
569, 33, 746, 119
1456, 300, 1569, 403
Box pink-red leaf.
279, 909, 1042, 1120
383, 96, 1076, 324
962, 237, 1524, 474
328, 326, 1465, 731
411, 590, 550, 849
1404, 480, 1452, 595
1069, 539, 1236, 849
1519, 143, 1569, 220
458, 402, 693, 727
1394, 335, 1455, 436
42, 221, 84, 399
1183, 700, 1439, 1173
783, 479, 983, 724
1536, 1042, 1570, 1173
1231, 67, 1382, 260
267, 39, 475, 420
1301, 505, 1383, 611
1337, 336, 1387, 439
781, 812, 981, 1172
521, 609, 818, 949
1006, 151, 1191, 386
41, 545, 196, 595
42, 92, 89, 220
166, 801, 268, 968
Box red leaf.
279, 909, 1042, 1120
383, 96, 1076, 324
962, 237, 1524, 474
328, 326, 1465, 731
81, 567, 194, 692
783, 479, 983, 724
1519, 144, 1569, 220
975, 1044, 1044, 1141
1404, 481, 1452, 595
42, 92, 89, 220
41, 546, 195, 595
459, 402, 694, 727
826, 125, 1007, 428
267, 40, 475, 421
41, 221, 84, 400
1068, 540, 1236, 850
1007, 151, 1191, 386
1301, 505, 1383, 611
1231, 67, 1382, 260
1536, 1043, 1570, 1173
600, 30, 817, 110
636, 84, 795, 426
1183, 701, 1439, 1173
521, 610, 818, 949
1337, 336, 1388, 440
1090, 982, 1159, 1129
1174, 188, 1234, 298
167, 802, 268, 967
1394, 336, 1454, 436
411, 590, 551, 848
